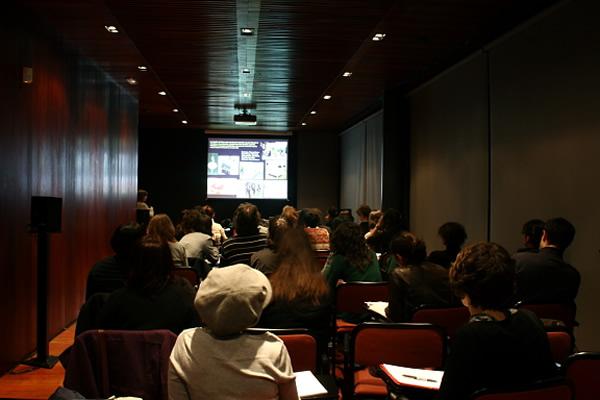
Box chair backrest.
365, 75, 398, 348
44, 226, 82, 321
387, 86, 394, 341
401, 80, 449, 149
246, 328, 317, 372
173, 267, 199, 287
564, 352, 600, 400
471, 378, 572, 400
411, 306, 470, 339
314, 251, 330, 268
547, 331, 573, 365
335, 282, 389, 314
349, 322, 446, 370
64, 329, 177, 400
517, 303, 577, 329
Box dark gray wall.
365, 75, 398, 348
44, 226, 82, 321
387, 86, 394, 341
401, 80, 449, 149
408, 0, 600, 350
296, 131, 339, 213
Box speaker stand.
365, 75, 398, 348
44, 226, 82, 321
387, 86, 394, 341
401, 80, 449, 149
21, 228, 59, 369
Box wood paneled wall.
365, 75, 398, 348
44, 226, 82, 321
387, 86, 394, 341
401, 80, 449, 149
0, 7, 138, 373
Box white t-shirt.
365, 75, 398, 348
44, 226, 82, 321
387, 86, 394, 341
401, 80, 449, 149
168, 328, 297, 400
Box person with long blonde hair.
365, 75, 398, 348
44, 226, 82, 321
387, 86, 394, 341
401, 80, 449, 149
147, 214, 188, 266
257, 227, 331, 351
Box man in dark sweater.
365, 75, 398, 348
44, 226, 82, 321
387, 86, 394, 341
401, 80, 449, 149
513, 217, 580, 305
85, 223, 144, 300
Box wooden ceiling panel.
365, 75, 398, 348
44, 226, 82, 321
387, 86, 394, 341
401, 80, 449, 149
20, 0, 559, 131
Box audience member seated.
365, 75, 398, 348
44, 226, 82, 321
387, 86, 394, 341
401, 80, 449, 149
368, 209, 382, 231
330, 208, 354, 232
303, 209, 330, 251
147, 214, 188, 267
251, 217, 290, 275
168, 264, 298, 400
199, 204, 228, 245
513, 217, 580, 305
221, 202, 268, 266
356, 204, 371, 236
178, 210, 219, 264
281, 205, 299, 227
438, 242, 557, 399
515, 218, 545, 253
85, 223, 144, 300
386, 232, 456, 321
365, 208, 405, 254
427, 222, 467, 268
324, 206, 339, 231
257, 228, 332, 353
323, 222, 382, 290
96, 238, 199, 334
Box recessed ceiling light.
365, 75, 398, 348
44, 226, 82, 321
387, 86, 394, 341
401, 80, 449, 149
310, 110, 317, 115
301, 122, 307, 126
342, 71, 353, 77
126, 77, 137, 85
323, 95, 332, 100
372, 33, 386, 41
158, 91, 167, 96
172, 108, 179, 113
181, 120, 188, 124
137, 65, 148, 71
243, 93, 250, 97
104, 25, 119, 34
242, 68, 250, 74
240, 27, 254, 36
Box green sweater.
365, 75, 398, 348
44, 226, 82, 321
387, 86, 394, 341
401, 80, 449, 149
322, 251, 382, 290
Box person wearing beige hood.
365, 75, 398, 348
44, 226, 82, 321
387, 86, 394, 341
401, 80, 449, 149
168, 264, 299, 400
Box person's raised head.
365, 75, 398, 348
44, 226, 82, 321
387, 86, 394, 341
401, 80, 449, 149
194, 264, 272, 337
146, 214, 176, 243
356, 204, 371, 221
303, 209, 322, 228
521, 219, 545, 249
541, 217, 575, 251
201, 204, 215, 219
137, 189, 148, 202
390, 231, 427, 266
129, 237, 174, 294
438, 222, 467, 250
331, 221, 371, 270
234, 202, 261, 236
181, 209, 212, 235
450, 242, 515, 312
268, 217, 290, 249
110, 222, 145, 258
380, 208, 404, 232
281, 205, 298, 227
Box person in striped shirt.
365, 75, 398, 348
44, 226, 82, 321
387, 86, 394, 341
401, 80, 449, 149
220, 203, 268, 266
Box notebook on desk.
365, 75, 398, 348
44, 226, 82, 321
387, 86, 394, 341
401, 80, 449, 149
379, 364, 444, 391
365, 301, 389, 320
295, 370, 329, 398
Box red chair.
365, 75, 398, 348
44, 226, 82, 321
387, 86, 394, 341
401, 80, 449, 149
471, 377, 572, 400
346, 322, 446, 398
173, 267, 199, 288
564, 352, 600, 400
63, 329, 177, 400
335, 282, 390, 333
246, 328, 318, 372
547, 331, 573, 365
516, 303, 577, 330
314, 250, 330, 268
411, 306, 470, 340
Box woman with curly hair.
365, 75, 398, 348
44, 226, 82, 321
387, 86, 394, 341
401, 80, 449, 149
323, 222, 382, 291
147, 214, 188, 266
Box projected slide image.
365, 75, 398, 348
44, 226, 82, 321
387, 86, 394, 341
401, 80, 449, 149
207, 137, 288, 199
217, 156, 239, 176
263, 142, 287, 159
265, 160, 286, 180
242, 181, 265, 198
240, 162, 264, 180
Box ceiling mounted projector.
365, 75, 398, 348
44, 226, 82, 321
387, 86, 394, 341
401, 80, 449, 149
234, 109, 257, 125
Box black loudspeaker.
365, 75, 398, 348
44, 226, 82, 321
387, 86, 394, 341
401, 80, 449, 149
30, 196, 62, 232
